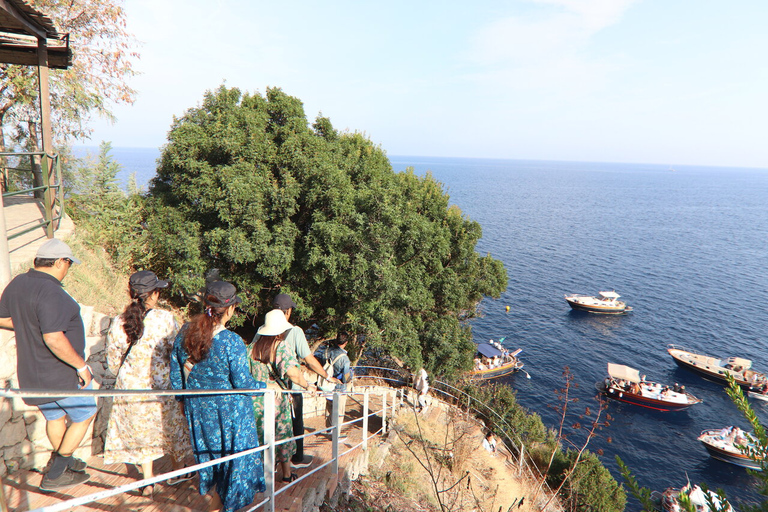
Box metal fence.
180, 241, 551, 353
1, 151, 64, 239
0, 385, 396, 512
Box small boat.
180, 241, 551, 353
598, 363, 702, 412
667, 344, 768, 391
698, 427, 763, 471
653, 483, 733, 512
564, 291, 632, 314
469, 341, 525, 380
749, 390, 768, 402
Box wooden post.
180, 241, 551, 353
264, 390, 276, 512
37, 37, 54, 238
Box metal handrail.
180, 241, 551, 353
1, 150, 64, 239
0, 385, 395, 512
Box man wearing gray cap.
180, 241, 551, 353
252, 293, 339, 468
0, 238, 96, 490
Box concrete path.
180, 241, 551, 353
2, 195, 74, 274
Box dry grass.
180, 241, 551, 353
359, 401, 539, 512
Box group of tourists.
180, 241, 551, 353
0, 239, 353, 512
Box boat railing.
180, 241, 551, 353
667, 343, 709, 356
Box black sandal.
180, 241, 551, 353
282, 473, 298, 483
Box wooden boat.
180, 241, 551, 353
698, 427, 763, 471
564, 291, 632, 314
598, 363, 702, 412
667, 344, 768, 391
469, 342, 524, 380
749, 390, 768, 402
653, 484, 733, 512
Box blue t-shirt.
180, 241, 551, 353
314, 343, 352, 393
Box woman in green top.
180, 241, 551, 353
249, 309, 316, 482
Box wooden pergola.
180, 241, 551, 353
0, 0, 71, 287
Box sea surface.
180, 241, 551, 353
86, 146, 768, 506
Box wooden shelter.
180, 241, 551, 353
0, 0, 71, 287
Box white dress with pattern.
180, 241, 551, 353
104, 309, 191, 464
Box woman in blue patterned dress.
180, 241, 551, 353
171, 281, 265, 512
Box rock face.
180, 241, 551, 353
0, 306, 114, 476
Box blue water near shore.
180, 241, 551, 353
94, 147, 768, 505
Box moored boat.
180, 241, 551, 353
698, 427, 763, 470
564, 291, 632, 314
469, 341, 524, 380
667, 344, 768, 391
653, 483, 733, 512
598, 363, 702, 412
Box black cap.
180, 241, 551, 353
129, 271, 169, 294
273, 293, 297, 310
204, 281, 242, 308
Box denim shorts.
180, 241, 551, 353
38, 381, 98, 423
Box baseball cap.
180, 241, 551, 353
129, 270, 169, 294
273, 293, 297, 310
204, 281, 242, 308
35, 238, 81, 264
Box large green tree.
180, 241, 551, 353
145, 85, 507, 376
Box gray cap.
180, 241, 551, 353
129, 270, 169, 294
273, 293, 297, 310
35, 239, 81, 264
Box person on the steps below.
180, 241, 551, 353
314, 332, 352, 441
0, 239, 96, 491
414, 368, 429, 412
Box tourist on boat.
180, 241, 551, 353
170, 281, 265, 512
249, 309, 317, 484
104, 271, 192, 496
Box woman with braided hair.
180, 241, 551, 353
104, 271, 192, 497
171, 280, 265, 512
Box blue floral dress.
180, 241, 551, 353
248, 340, 299, 462
170, 327, 265, 512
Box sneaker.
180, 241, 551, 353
42, 454, 87, 474
291, 455, 314, 468
40, 467, 90, 491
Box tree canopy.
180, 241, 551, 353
145, 85, 507, 376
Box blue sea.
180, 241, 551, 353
84, 146, 768, 506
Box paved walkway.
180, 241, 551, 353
2, 390, 391, 512
2, 195, 74, 274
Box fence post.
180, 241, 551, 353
382, 390, 388, 435
41, 153, 54, 239
362, 390, 369, 451
519, 443, 524, 478
332, 392, 340, 476
264, 390, 276, 512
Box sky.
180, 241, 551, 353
80, 0, 768, 168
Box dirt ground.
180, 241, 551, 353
323, 397, 542, 512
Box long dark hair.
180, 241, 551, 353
121, 288, 154, 346
251, 332, 286, 365
183, 296, 228, 364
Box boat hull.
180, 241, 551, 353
599, 384, 698, 412
668, 347, 753, 389
699, 441, 762, 470
469, 361, 522, 381
565, 297, 628, 314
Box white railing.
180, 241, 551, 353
0, 385, 396, 512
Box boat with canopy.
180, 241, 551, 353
469, 342, 525, 381
598, 363, 702, 412
564, 291, 632, 314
